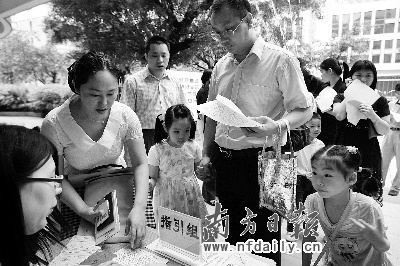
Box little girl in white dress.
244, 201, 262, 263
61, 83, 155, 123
148, 104, 208, 222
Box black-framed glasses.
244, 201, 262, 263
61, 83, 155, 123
211, 16, 246, 39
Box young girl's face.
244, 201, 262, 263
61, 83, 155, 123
306, 118, 321, 141
166, 118, 191, 148
351, 69, 374, 88
311, 160, 353, 198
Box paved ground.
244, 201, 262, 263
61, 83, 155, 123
2, 115, 399, 265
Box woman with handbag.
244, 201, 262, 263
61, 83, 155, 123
41, 52, 148, 249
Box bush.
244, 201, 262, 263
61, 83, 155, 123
0, 83, 71, 114
0, 86, 30, 111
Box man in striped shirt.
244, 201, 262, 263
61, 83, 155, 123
121, 36, 187, 153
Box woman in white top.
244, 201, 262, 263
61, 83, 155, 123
41, 51, 148, 249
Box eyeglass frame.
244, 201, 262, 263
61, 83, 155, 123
19, 175, 64, 184
211, 15, 247, 39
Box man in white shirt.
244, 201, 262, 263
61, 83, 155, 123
199, 0, 313, 263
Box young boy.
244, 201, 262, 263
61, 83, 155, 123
381, 83, 400, 196
287, 112, 324, 240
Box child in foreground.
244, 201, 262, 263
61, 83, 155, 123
302, 145, 392, 266
148, 104, 208, 222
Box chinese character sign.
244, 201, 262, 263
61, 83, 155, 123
158, 206, 202, 255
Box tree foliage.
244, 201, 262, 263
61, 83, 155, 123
252, 0, 324, 48
0, 32, 71, 84
45, 0, 328, 69
45, 0, 219, 68
293, 35, 369, 70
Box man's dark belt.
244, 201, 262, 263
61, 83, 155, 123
390, 127, 400, 131
218, 146, 262, 159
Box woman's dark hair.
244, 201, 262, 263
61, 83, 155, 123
311, 145, 362, 178
0, 125, 64, 265
153, 104, 196, 144
356, 168, 382, 200
67, 51, 119, 94
349, 60, 378, 90
320, 58, 349, 79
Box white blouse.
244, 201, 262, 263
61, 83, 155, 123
41, 96, 143, 175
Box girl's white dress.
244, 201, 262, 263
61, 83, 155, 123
148, 139, 208, 221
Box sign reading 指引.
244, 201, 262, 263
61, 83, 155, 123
158, 206, 202, 255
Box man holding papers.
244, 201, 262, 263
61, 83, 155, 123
198, 0, 313, 264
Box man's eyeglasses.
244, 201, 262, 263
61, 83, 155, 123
211, 16, 246, 39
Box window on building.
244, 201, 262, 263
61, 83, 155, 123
374, 9, 396, 34
295, 17, 303, 41
373, 40, 381, 50
363, 11, 372, 35
342, 14, 350, 36
396, 53, 400, 63
332, 15, 339, 38
385, 23, 395, 33
372, 54, 380, 63
352, 12, 361, 35
374, 10, 385, 34
385, 40, 393, 49
396, 39, 400, 63
384, 54, 392, 63
284, 18, 293, 40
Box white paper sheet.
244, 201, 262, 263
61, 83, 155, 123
49, 236, 101, 266
344, 80, 380, 125
316, 86, 337, 112
392, 111, 400, 123
196, 95, 262, 128
112, 248, 168, 266
344, 79, 380, 105
346, 99, 367, 125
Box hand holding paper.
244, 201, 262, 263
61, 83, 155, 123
344, 80, 380, 125
196, 95, 262, 127
242, 116, 278, 138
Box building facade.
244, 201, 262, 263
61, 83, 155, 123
300, 0, 400, 96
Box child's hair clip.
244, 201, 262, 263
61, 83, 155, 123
346, 146, 358, 154
158, 113, 165, 122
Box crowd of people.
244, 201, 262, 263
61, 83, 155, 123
1, 0, 399, 265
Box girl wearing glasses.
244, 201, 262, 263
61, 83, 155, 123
0, 125, 64, 265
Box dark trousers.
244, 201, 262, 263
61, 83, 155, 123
213, 145, 281, 264
287, 175, 315, 232
142, 129, 155, 154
